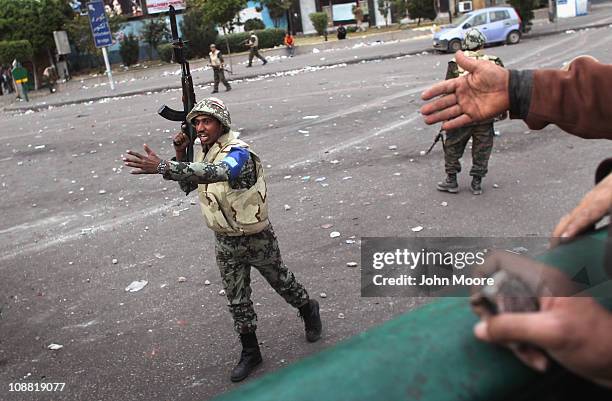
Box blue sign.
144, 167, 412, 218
87, 1, 113, 48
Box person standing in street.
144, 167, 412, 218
11, 59, 29, 102
436, 29, 504, 195
245, 31, 267, 67
43, 64, 58, 93
337, 24, 347, 40
353, 4, 366, 32
122, 98, 322, 383
208, 44, 231, 94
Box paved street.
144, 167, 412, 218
1, 17, 612, 401
3, 3, 612, 113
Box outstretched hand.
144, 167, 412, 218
420, 51, 511, 130
123, 144, 162, 174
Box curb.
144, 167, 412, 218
4, 21, 610, 114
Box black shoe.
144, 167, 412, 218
246, 64, 252, 68
436, 174, 459, 193
230, 333, 262, 382
226, 86, 232, 92
471, 176, 483, 195
263, 60, 268, 65
211, 90, 219, 94
299, 299, 322, 343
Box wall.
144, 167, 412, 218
300, 0, 318, 34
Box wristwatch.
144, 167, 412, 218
157, 159, 169, 175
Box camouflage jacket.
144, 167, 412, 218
164, 132, 269, 236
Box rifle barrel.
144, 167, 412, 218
169, 6, 179, 40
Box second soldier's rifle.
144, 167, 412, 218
206, 64, 233, 75
157, 5, 196, 162
425, 127, 445, 155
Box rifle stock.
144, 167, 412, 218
157, 5, 196, 162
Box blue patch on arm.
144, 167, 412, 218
221, 147, 250, 180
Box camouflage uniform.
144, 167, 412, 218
164, 98, 310, 334
246, 32, 267, 67
169, 154, 309, 334
209, 48, 231, 93
442, 124, 494, 177
438, 29, 504, 194
160, 98, 321, 382
215, 226, 309, 333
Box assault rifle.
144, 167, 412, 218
425, 128, 445, 155
206, 64, 233, 75
157, 5, 196, 162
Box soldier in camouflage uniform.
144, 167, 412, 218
123, 97, 322, 382
437, 29, 504, 195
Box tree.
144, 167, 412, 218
0, 0, 73, 88
180, 2, 219, 59
407, 0, 436, 26
244, 18, 265, 31
309, 12, 328, 41
392, 0, 408, 22
0, 40, 33, 65
378, 0, 392, 26
261, 0, 291, 28
140, 17, 170, 61
119, 34, 139, 66
195, 0, 248, 34
508, 0, 535, 33
0, 0, 72, 57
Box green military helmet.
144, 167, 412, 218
186, 97, 232, 133
462, 28, 486, 51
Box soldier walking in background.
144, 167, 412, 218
123, 98, 322, 383
437, 29, 505, 195
208, 44, 231, 93
245, 31, 267, 67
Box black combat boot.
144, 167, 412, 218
230, 332, 262, 382
299, 299, 322, 343
471, 176, 483, 195
436, 174, 459, 193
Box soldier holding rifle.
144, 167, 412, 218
209, 44, 231, 93
124, 98, 322, 382
244, 31, 267, 67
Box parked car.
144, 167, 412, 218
433, 7, 522, 52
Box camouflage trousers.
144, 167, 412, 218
215, 225, 309, 334
248, 47, 266, 65
443, 123, 494, 177
212, 67, 230, 91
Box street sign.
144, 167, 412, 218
87, 1, 113, 48
53, 31, 71, 55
